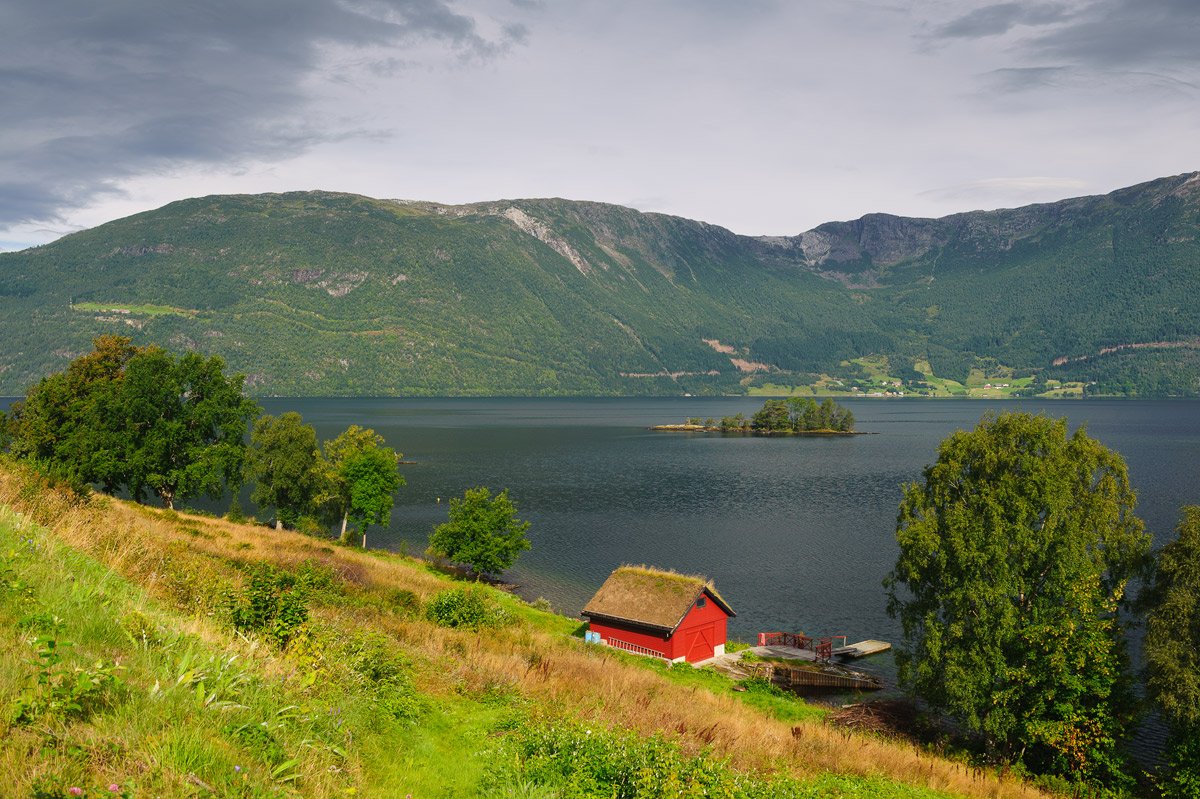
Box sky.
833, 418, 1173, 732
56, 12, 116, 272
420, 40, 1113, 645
2, 0, 1199, 251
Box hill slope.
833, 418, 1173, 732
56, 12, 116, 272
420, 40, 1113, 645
2, 173, 1199, 396
0, 463, 1041, 798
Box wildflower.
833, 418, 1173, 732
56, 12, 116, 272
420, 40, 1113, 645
235, 765, 242, 772
69, 790, 83, 797
109, 786, 120, 793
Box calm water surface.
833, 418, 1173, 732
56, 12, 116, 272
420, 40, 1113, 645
257, 397, 1200, 685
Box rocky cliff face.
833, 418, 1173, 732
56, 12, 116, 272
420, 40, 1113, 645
754, 171, 1200, 276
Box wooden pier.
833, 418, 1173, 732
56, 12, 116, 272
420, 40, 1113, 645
750, 662, 881, 691
758, 632, 891, 663
833, 640, 891, 658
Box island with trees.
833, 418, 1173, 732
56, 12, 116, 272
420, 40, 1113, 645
652, 397, 859, 434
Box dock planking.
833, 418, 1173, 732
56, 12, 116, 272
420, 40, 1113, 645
833, 640, 891, 658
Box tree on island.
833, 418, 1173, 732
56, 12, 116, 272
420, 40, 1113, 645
317, 425, 404, 544
427, 486, 531, 578
1143, 506, 1200, 797
245, 412, 323, 529
885, 411, 1150, 781
743, 397, 855, 432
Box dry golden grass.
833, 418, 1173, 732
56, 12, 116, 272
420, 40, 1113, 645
0, 464, 1049, 799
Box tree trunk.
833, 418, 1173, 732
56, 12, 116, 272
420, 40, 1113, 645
276, 519, 283, 531
340, 513, 348, 539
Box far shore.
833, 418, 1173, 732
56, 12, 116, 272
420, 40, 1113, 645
649, 424, 870, 435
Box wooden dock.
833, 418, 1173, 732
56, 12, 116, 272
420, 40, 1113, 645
833, 640, 891, 658
751, 662, 881, 691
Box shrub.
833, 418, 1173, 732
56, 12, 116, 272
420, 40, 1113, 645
385, 587, 422, 617
118, 609, 161, 646
426, 586, 509, 630
226, 563, 309, 648
225, 497, 247, 523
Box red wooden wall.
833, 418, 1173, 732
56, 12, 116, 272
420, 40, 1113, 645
590, 590, 731, 663
668, 593, 729, 662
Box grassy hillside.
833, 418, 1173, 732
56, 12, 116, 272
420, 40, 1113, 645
1, 173, 1199, 397
0, 463, 1044, 798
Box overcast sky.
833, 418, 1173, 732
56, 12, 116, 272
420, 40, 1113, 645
2, 0, 1198, 250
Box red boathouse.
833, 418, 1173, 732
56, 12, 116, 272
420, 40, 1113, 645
581, 565, 736, 663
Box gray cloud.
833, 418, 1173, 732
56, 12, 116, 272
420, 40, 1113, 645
1028, 0, 1200, 68
930, 2, 1071, 39
0, 0, 520, 229
981, 66, 1071, 93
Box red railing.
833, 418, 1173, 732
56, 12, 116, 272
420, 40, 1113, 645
759, 633, 847, 663
606, 638, 667, 660
757, 632, 813, 650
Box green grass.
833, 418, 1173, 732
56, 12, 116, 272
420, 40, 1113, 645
0, 469, 1050, 799
73, 302, 195, 316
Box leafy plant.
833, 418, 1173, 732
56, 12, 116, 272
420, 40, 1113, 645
226, 564, 309, 648
426, 586, 509, 630
10, 636, 125, 725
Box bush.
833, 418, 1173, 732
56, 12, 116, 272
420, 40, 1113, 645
483, 715, 822, 799
225, 563, 309, 648
225, 497, 246, 523
385, 587, 422, 617
426, 586, 510, 630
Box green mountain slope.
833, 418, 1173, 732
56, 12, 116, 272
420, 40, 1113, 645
2, 173, 1199, 396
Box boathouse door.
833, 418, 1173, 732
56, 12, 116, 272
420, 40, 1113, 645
685, 625, 714, 661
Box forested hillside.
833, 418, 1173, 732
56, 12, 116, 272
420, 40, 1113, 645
1, 172, 1198, 396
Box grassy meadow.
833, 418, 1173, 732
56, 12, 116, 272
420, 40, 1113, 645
0, 462, 1050, 798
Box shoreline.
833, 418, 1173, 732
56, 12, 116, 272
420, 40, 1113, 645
649, 424, 869, 435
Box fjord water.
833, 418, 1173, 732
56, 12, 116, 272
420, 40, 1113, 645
263, 397, 1200, 677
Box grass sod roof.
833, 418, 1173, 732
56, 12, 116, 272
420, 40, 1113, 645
581, 564, 736, 634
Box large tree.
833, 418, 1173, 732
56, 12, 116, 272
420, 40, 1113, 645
10, 338, 258, 507
108, 347, 260, 508
318, 425, 404, 544
10, 335, 140, 481
246, 412, 322, 529
1143, 506, 1200, 797
427, 486, 531, 577
885, 411, 1150, 779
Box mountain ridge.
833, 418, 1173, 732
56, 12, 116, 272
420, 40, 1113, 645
1, 171, 1198, 397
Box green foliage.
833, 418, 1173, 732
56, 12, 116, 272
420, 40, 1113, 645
885, 411, 1150, 780
1161, 725, 1200, 799
1143, 506, 1200, 796
225, 564, 309, 648
246, 411, 322, 528
428, 486, 531, 577
483, 714, 930, 799
225, 496, 247, 523
748, 397, 854, 432
1143, 506, 1200, 728
736, 673, 789, 698
8, 336, 259, 508
317, 425, 404, 543
9, 636, 125, 725
426, 585, 511, 630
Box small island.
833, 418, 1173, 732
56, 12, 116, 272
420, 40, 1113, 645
652, 397, 863, 434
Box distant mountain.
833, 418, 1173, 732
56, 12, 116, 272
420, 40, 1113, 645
2, 172, 1198, 396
